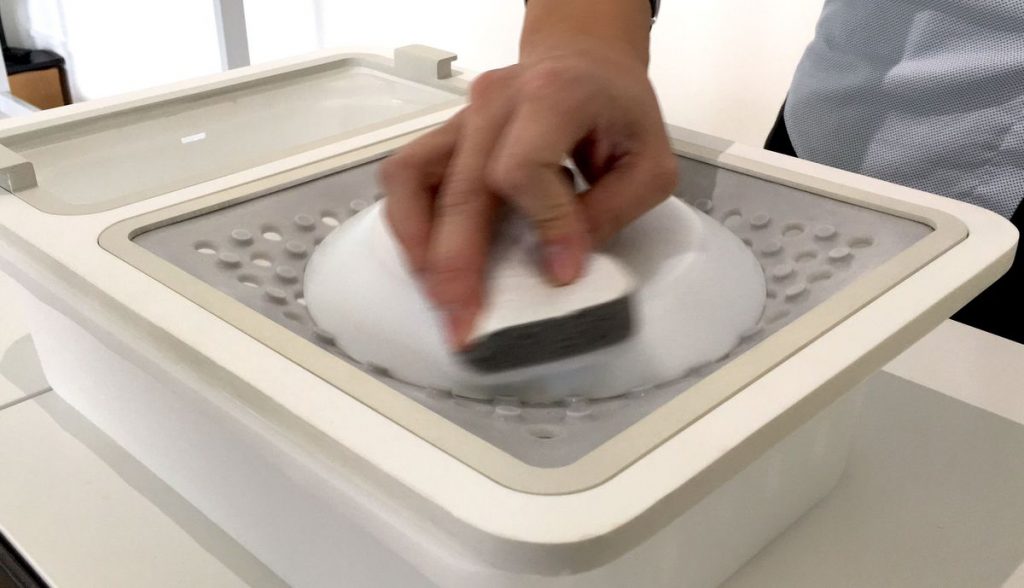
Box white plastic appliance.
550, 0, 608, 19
0, 46, 1016, 587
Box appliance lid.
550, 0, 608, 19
0, 46, 466, 215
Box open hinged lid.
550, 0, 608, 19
0, 45, 466, 215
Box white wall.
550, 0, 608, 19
246, 0, 826, 146
243, 0, 320, 64
2, 0, 825, 146
650, 0, 825, 145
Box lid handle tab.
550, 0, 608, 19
0, 144, 37, 193
394, 45, 458, 83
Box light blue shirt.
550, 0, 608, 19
785, 0, 1024, 218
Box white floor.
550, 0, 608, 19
2, 269, 1023, 587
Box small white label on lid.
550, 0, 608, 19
180, 132, 207, 144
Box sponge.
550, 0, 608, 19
460, 237, 636, 372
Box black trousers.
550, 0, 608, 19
765, 106, 1023, 344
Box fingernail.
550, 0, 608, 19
543, 242, 577, 285
443, 306, 471, 350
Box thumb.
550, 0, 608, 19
580, 151, 678, 245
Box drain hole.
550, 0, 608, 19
194, 242, 217, 255
808, 269, 833, 283
322, 214, 340, 227
795, 250, 818, 264
262, 228, 283, 241
527, 426, 562, 440
783, 223, 805, 239
239, 274, 261, 288
251, 254, 272, 268
849, 236, 875, 249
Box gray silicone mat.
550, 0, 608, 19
134, 156, 932, 467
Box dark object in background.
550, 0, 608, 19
0, 530, 45, 588
766, 103, 1023, 344
1, 11, 71, 109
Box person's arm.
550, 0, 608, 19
380, 0, 676, 349
521, 0, 655, 65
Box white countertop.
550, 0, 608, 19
885, 319, 1024, 424
726, 323, 1024, 587
0, 276, 37, 407
1, 265, 1022, 587
0, 392, 280, 588
0, 270, 285, 587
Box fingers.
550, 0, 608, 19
381, 60, 677, 353
380, 117, 462, 273
488, 73, 598, 284
572, 138, 615, 186
426, 71, 515, 348
490, 152, 589, 285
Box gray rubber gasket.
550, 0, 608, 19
131, 155, 932, 468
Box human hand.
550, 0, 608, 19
380, 41, 676, 349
